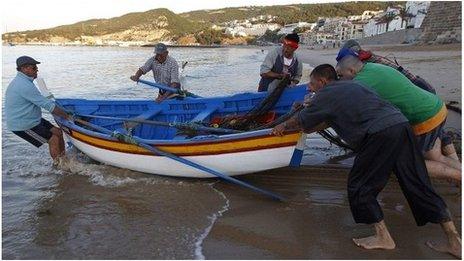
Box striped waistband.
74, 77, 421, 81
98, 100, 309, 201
412, 104, 447, 135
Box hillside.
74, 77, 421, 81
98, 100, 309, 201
3, 2, 392, 44
3, 8, 206, 43
181, 2, 390, 24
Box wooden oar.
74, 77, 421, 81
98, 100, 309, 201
137, 79, 201, 98
73, 118, 285, 201
74, 113, 242, 134
39, 78, 284, 201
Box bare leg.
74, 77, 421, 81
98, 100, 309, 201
425, 139, 461, 170
353, 220, 396, 250
442, 143, 460, 162
426, 221, 462, 259
48, 127, 65, 160
424, 139, 461, 183
425, 160, 461, 183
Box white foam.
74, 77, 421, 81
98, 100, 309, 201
194, 182, 230, 260
56, 149, 196, 188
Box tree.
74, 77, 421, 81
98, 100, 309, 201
398, 7, 415, 29
381, 12, 397, 32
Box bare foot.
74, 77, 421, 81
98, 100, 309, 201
426, 237, 462, 259
353, 234, 396, 250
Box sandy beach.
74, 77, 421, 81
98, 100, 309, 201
297, 43, 462, 109
201, 43, 462, 259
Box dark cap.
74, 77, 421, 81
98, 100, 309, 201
16, 56, 40, 68
342, 39, 361, 51
154, 43, 168, 54
284, 33, 300, 43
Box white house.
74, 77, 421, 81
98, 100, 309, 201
363, 9, 406, 37
278, 22, 314, 35
361, 10, 383, 20
350, 21, 366, 39
405, 1, 430, 28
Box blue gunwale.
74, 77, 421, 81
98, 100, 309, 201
55, 84, 308, 144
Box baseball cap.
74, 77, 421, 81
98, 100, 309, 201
336, 48, 359, 62
16, 56, 40, 67
154, 43, 168, 54
342, 39, 361, 51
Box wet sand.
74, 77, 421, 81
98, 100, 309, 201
203, 167, 461, 259
201, 44, 462, 259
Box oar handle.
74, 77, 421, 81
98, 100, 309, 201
138, 79, 180, 93
137, 79, 201, 98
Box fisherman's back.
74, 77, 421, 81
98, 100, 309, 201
354, 63, 443, 125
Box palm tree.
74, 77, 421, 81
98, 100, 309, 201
380, 12, 397, 32
398, 7, 415, 29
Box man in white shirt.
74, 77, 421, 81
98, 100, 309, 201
130, 43, 181, 102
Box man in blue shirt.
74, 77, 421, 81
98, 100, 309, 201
5, 56, 69, 163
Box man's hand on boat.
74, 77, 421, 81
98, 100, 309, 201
271, 116, 300, 136
271, 123, 287, 136
52, 106, 73, 121
130, 75, 139, 82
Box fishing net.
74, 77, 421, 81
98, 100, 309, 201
215, 76, 292, 131
203, 76, 353, 150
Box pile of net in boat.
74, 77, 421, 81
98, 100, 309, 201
186, 76, 354, 150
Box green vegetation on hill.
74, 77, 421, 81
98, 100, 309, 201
181, 2, 392, 25
4, 8, 206, 42
3, 2, 395, 43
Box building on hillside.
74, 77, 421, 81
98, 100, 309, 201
334, 22, 351, 41
225, 23, 281, 37
349, 21, 366, 39
361, 10, 383, 20
363, 8, 406, 37
278, 22, 314, 35
406, 1, 430, 28
301, 30, 335, 45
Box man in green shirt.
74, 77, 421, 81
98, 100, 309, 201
335, 54, 461, 184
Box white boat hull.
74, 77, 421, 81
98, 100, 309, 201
67, 134, 297, 178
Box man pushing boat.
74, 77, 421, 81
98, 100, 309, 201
5, 56, 70, 164
271, 64, 461, 258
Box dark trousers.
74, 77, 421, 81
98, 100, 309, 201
348, 123, 451, 226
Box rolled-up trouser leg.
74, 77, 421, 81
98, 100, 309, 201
393, 124, 451, 226
348, 125, 403, 224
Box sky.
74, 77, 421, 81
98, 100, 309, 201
1, 0, 342, 33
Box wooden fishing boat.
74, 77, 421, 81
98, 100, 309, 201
55, 85, 308, 178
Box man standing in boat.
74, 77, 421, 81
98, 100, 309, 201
271, 64, 461, 259
130, 43, 181, 102
258, 33, 303, 92
5, 56, 70, 164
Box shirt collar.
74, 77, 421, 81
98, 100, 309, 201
17, 71, 35, 82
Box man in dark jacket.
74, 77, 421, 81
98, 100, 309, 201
272, 64, 461, 258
